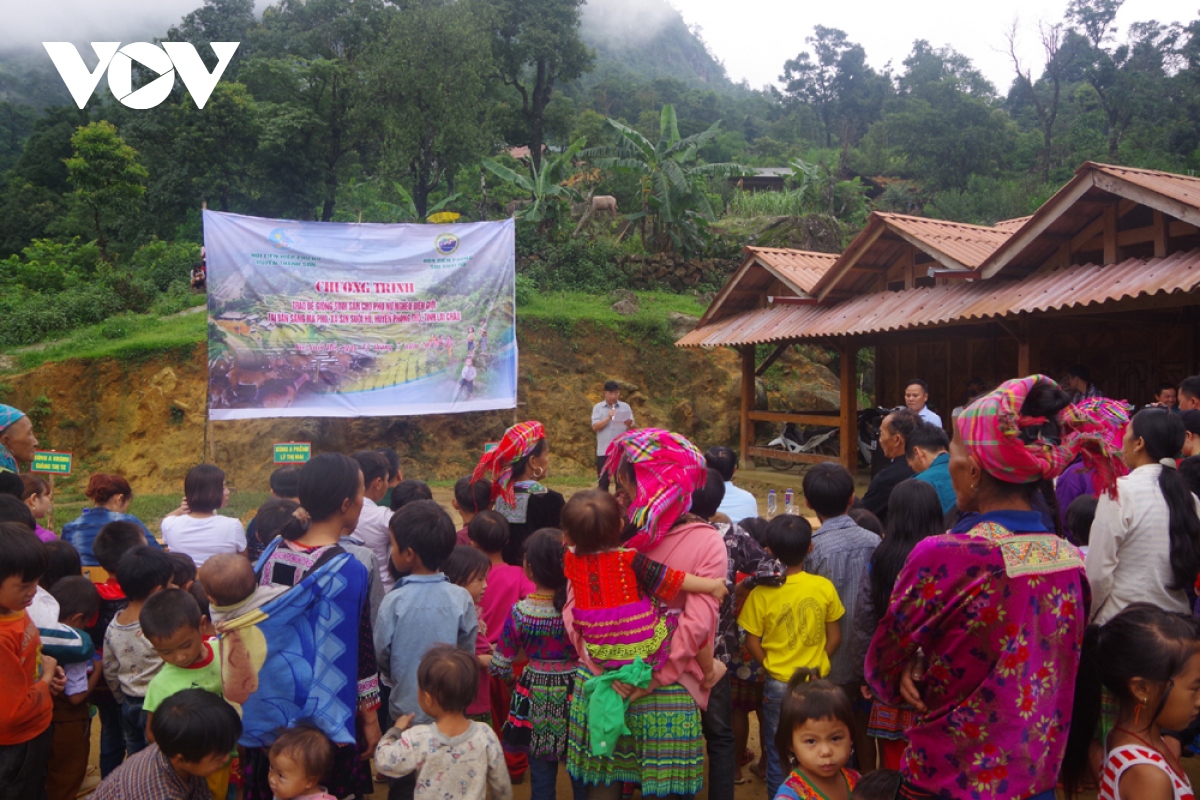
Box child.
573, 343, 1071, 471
460, 358, 477, 400
245, 466, 300, 561
491, 528, 580, 799
46, 576, 103, 800
467, 510, 534, 779
91, 688, 241, 800
19, 474, 56, 543
452, 476, 492, 545
167, 553, 197, 592
0, 523, 65, 797
196, 552, 286, 625
849, 769, 901, 800
560, 490, 728, 690
101, 545, 173, 759
1063, 603, 1200, 799
268, 724, 337, 800
374, 500, 479, 800
350, 450, 397, 590
739, 514, 845, 798
90, 519, 151, 777
1066, 494, 1099, 556
375, 644, 512, 800
774, 674, 861, 800
139, 587, 230, 800
443, 546, 494, 724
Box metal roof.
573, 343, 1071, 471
994, 216, 1032, 232
1088, 163, 1200, 209
877, 213, 1013, 268
746, 247, 839, 293
678, 248, 1200, 347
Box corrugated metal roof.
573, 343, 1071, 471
1089, 163, 1200, 209
994, 216, 1032, 232
678, 249, 1200, 347
878, 213, 1013, 269
746, 247, 839, 293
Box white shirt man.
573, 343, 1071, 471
592, 381, 634, 490
905, 379, 943, 428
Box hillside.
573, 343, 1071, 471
578, 0, 733, 89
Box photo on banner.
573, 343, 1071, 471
203, 211, 517, 420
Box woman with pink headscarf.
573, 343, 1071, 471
563, 428, 726, 800
865, 376, 1127, 800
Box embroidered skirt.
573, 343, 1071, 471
502, 661, 576, 761
730, 675, 764, 713
867, 700, 917, 741
566, 667, 704, 796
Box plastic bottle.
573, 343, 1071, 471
766, 489, 777, 519
784, 488, 795, 515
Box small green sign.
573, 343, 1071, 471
274, 442, 312, 463
31, 451, 72, 474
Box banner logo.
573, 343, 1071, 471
43, 41, 240, 110
435, 233, 459, 255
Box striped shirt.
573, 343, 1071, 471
92, 745, 211, 800
1086, 464, 1200, 624
1099, 745, 1193, 800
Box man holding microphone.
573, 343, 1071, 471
591, 379, 634, 490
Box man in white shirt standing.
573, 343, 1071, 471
704, 445, 758, 522
905, 378, 943, 428
349, 450, 396, 590
592, 380, 634, 490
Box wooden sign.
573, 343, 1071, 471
31, 451, 72, 474
273, 442, 312, 464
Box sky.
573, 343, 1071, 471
669, 0, 1199, 91
1, 0, 1197, 93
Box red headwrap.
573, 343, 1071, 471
602, 428, 708, 551
471, 420, 546, 505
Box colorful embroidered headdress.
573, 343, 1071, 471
602, 428, 708, 551
471, 420, 546, 505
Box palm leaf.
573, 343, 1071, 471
481, 159, 535, 193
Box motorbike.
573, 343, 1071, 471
763, 408, 890, 473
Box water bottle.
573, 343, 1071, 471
784, 488, 795, 515
766, 490, 777, 519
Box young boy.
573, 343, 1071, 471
738, 514, 844, 799
91, 520, 153, 776
350, 450, 397, 591
451, 476, 492, 545
0, 523, 65, 797
375, 500, 479, 800
245, 466, 300, 561
102, 546, 173, 759
375, 645, 511, 800
140, 587, 230, 800
47, 576, 103, 800
92, 688, 242, 800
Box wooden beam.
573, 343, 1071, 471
746, 446, 840, 466
815, 219, 887, 302
749, 411, 842, 426
755, 344, 789, 377
980, 171, 1097, 279
1103, 204, 1119, 264
1017, 318, 1031, 375
740, 346, 754, 466
1070, 213, 1109, 253
1154, 210, 1169, 258
840, 341, 858, 472
1092, 172, 1200, 231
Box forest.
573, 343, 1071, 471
1, 0, 1199, 350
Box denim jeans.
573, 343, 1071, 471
528, 757, 587, 800
700, 672, 735, 800
762, 676, 787, 800
0, 725, 52, 800
96, 695, 125, 777
119, 698, 148, 759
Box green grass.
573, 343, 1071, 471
2, 290, 706, 371
46, 491, 271, 539
7, 308, 206, 371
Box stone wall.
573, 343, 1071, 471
618, 254, 740, 292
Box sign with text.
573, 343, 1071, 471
31, 451, 72, 474
274, 443, 312, 464
204, 211, 517, 420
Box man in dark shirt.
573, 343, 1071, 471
859, 408, 918, 525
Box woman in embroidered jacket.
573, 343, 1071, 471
865, 376, 1127, 800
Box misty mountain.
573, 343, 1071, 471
578, 0, 733, 89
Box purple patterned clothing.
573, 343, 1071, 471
865, 511, 1089, 800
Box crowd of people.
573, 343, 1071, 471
0, 369, 1200, 800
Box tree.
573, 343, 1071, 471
172, 82, 261, 212
1006, 22, 1077, 181
64, 121, 148, 260
167, 0, 257, 77
490, 0, 594, 173
780, 26, 888, 148
482, 139, 586, 229
365, 0, 494, 218
585, 105, 743, 254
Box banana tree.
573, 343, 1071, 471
481, 138, 586, 229
584, 105, 745, 254
372, 182, 462, 223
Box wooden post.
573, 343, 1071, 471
839, 341, 858, 473
1017, 318, 1031, 376
740, 345, 755, 467
1153, 210, 1169, 259
1103, 204, 1119, 264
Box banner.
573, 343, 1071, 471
203, 211, 516, 420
